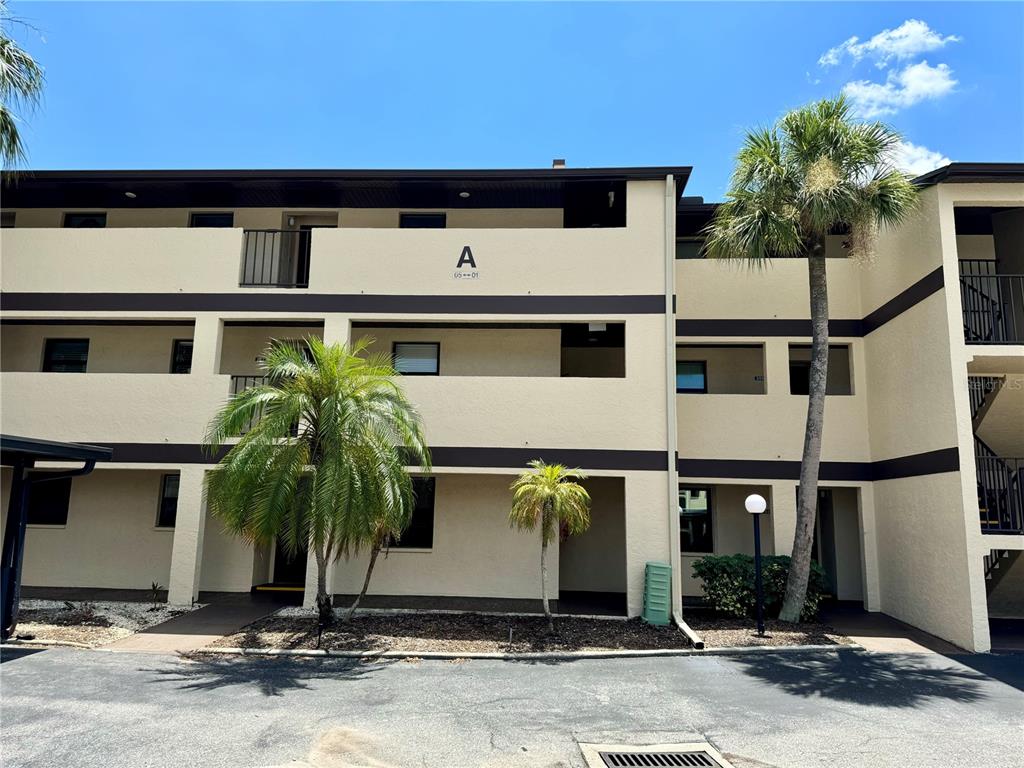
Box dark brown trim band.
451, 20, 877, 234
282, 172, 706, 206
677, 447, 959, 481
676, 267, 945, 339
1, 293, 667, 315
676, 319, 864, 337
96, 443, 668, 472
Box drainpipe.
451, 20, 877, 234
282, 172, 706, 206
662, 176, 702, 648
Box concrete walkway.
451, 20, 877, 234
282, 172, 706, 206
103, 601, 272, 654
820, 605, 964, 654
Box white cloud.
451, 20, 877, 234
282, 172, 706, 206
819, 19, 960, 69
891, 140, 951, 176
843, 60, 957, 118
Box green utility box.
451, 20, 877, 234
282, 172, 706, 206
642, 561, 672, 626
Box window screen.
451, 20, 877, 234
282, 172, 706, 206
170, 340, 193, 374
679, 487, 713, 553
399, 213, 446, 228
676, 360, 707, 393
156, 474, 179, 528
189, 212, 234, 227
43, 339, 89, 372
390, 477, 435, 549
393, 342, 440, 375
27, 477, 72, 526
63, 212, 107, 228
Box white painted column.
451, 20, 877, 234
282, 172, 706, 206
763, 340, 791, 396
323, 315, 352, 346
167, 466, 207, 606
769, 480, 797, 557
191, 314, 224, 376
857, 484, 882, 612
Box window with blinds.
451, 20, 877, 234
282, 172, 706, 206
393, 342, 440, 375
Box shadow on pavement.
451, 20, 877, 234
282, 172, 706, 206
942, 652, 1024, 693
0, 646, 45, 664
142, 654, 392, 697
730, 649, 989, 707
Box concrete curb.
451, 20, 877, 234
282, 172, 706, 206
191, 643, 854, 661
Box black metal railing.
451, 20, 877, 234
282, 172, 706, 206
240, 230, 311, 288
976, 438, 1024, 534
968, 376, 1001, 420
959, 261, 1024, 344
229, 375, 269, 395
228, 375, 300, 436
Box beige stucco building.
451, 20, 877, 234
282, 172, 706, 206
1, 163, 1022, 651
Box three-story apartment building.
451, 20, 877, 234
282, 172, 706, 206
2, 162, 1022, 651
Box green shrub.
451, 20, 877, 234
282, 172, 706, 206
691, 554, 827, 622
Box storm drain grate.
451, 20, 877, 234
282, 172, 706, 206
599, 751, 721, 767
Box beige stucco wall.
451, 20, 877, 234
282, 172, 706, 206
330, 473, 548, 599
198, 514, 268, 593
987, 553, 1024, 618
1, 324, 193, 373
355, 326, 562, 377
559, 477, 627, 593
676, 257, 864, 321
829, 487, 864, 602
0, 469, 174, 590
0, 373, 230, 444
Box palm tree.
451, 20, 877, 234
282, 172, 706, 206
703, 96, 918, 622
1, 2, 45, 167
508, 460, 592, 631
205, 337, 430, 629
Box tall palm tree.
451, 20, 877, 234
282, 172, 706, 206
205, 337, 430, 629
0, 2, 44, 168
508, 460, 592, 631
704, 96, 918, 622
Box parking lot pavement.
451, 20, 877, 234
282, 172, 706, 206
2, 646, 1022, 768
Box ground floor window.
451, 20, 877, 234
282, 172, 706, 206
680, 486, 713, 553
391, 477, 435, 549
26, 476, 72, 526
156, 474, 179, 529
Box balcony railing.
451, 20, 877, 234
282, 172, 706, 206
976, 439, 1024, 535
240, 230, 311, 288
959, 260, 1024, 344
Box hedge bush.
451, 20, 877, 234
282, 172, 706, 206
691, 554, 827, 622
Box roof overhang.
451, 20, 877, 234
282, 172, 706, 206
0, 434, 113, 467
1, 166, 692, 209
913, 163, 1024, 186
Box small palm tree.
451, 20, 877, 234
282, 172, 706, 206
1, 2, 45, 167
704, 96, 918, 622
509, 460, 592, 632
205, 337, 430, 629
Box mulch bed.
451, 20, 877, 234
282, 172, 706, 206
212, 610, 852, 653
11, 600, 197, 648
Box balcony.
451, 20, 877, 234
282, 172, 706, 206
960, 260, 1024, 344
0, 373, 228, 445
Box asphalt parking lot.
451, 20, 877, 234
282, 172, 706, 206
2, 646, 1022, 767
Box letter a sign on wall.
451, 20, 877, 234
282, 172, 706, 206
453, 245, 480, 280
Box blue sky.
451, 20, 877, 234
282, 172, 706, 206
8, 1, 1023, 198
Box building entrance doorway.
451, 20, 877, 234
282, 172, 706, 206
272, 538, 308, 587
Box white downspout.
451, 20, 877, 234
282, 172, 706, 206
663, 175, 701, 647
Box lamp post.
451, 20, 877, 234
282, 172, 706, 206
745, 493, 768, 637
